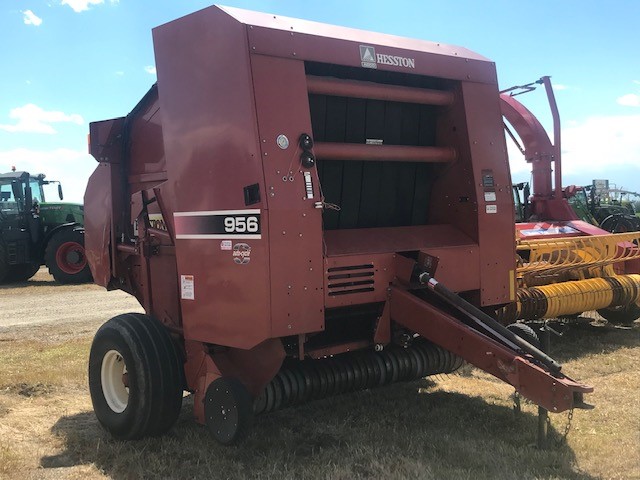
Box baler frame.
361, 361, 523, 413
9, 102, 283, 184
85, 5, 593, 445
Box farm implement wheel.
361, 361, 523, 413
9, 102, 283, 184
89, 313, 183, 440
597, 304, 640, 325
507, 323, 541, 349
205, 377, 254, 445
45, 228, 92, 284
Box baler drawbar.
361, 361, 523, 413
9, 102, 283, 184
84, 5, 592, 445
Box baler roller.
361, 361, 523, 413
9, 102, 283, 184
511, 274, 640, 320
517, 232, 640, 276
253, 339, 463, 414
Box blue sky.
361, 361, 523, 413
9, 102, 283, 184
2, 0, 639, 202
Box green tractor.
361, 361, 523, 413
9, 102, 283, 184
0, 170, 92, 284
568, 185, 640, 233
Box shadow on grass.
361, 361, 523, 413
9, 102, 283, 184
529, 319, 639, 363
43, 383, 596, 480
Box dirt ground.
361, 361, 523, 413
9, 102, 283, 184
0, 268, 142, 337
0, 268, 638, 479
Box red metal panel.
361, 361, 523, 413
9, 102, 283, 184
419, 246, 480, 292
457, 82, 515, 305
249, 55, 325, 337
83, 162, 113, 288
324, 254, 394, 308
247, 26, 497, 84
152, 7, 271, 349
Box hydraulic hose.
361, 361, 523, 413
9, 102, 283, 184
418, 272, 562, 373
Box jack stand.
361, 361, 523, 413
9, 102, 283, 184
537, 406, 549, 449
537, 323, 553, 449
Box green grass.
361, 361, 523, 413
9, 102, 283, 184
0, 321, 638, 479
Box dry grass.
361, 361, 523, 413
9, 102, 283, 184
0, 319, 638, 480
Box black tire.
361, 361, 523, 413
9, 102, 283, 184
506, 323, 542, 350
205, 377, 254, 445
45, 228, 92, 284
597, 304, 640, 325
600, 215, 639, 233
6, 262, 40, 282
88, 313, 183, 440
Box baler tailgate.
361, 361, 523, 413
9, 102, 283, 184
389, 286, 593, 413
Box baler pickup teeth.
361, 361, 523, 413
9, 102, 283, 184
389, 284, 593, 413
517, 231, 640, 276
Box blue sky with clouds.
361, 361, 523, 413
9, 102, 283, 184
2, 0, 639, 202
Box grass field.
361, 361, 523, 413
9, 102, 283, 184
0, 314, 638, 480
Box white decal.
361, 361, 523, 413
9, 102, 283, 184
486, 205, 498, 214
181, 275, 194, 300
220, 240, 232, 251
484, 191, 497, 202
360, 45, 415, 69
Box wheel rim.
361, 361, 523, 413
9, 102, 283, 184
55, 241, 87, 274
101, 350, 129, 413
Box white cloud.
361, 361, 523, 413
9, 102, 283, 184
617, 93, 640, 107
507, 115, 640, 192
144, 65, 157, 75
0, 104, 84, 134
553, 84, 568, 91
61, 0, 118, 13
115, 71, 125, 76
561, 115, 640, 174
0, 148, 96, 203
22, 10, 43, 26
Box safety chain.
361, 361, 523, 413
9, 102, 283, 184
552, 407, 574, 446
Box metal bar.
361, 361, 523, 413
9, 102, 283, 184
306, 75, 454, 106
541, 76, 562, 199
314, 142, 456, 163
389, 286, 593, 413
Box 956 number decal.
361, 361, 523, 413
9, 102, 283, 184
174, 209, 261, 239
224, 215, 259, 234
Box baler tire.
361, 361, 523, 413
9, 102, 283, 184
45, 228, 92, 284
204, 377, 254, 445
506, 323, 542, 350
597, 304, 640, 325
88, 313, 183, 440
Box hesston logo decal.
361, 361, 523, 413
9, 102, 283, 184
359, 45, 415, 70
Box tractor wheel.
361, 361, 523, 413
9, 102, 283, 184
45, 228, 92, 284
88, 313, 183, 440
600, 215, 639, 233
597, 304, 640, 325
506, 323, 541, 350
6, 262, 40, 283
205, 377, 254, 445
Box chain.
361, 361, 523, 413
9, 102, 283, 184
554, 408, 574, 446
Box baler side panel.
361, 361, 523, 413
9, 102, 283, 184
249, 55, 325, 337
152, 8, 271, 349
84, 162, 113, 288
462, 82, 515, 305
